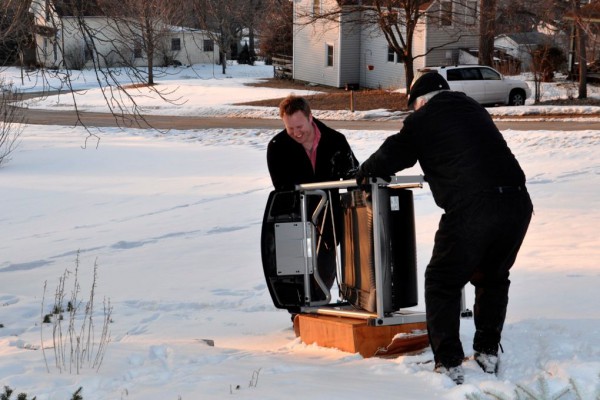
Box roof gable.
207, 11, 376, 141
498, 32, 552, 46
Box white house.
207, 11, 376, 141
28, 0, 219, 69
292, 0, 480, 90
166, 26, 220, 66
494, 32, 554, 71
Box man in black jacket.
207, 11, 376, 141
268, 95, 358, 190
356, 73, 533, 384
267, 95, 358, 292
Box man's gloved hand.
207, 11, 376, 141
355, 165, 369, 187
355, 165, 392, 188
331, 150, 359, 179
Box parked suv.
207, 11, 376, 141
415, 65, 531, 106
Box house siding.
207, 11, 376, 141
412, 24, 427, 74
166, 31, 219, 65
338, 14, 361, 88
60, 17, 141, 68
361, 27, 405, 89
293, 0, 342, 87
423, 1, 479, 67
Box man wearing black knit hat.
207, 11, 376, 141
356, 72, 533, 385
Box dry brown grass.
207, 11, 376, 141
240, 78, 407, 111
240, 77, 600, 110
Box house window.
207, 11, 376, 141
171, 38, 181, 51
441, 1, 452, 26
387, 46, 395, 63
466, 1, 477, 25
313, 0, 321, 16
326, 44, 334, 67
203, 39, 214, 52
133, 39, 142, 59
445, 50, 453, 64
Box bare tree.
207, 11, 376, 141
256, 0, 293, 60
20, 0, 190, 136
190, 0, 245, 74
0, 0, 35, 68
496, 0, 594, 100
571, 0, 588, 99
295, 0, 479, 91
244, 0, 266, 63
495, 0, 558, 100
0, 2, 32, 166
530, 44, 567, 102
0, 79, 24, 167
479, 0, 497, 66
496, 0, 550, 33
558, 0, 595, 99
52, 0, 185, 85
100, 0, 190, 85
0, 0, 205, 157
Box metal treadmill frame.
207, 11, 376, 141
293, 175, 427, 327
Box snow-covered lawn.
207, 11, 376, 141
0, 63, 598, 399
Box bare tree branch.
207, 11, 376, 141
0, 0, 198, 145
0, 78, 24, 167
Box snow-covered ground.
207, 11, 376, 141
0, 63, 599, 399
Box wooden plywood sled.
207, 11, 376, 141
293, 314, 429, 358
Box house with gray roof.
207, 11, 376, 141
28, 0, 219, 69
494, 32, 554, 71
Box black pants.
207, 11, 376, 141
425, 191, 533, 367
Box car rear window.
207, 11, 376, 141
480, 68, 501, 80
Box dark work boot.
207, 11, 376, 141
474, 352, 499, 374
434, 363, 465, 385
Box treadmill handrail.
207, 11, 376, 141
295, 175, 424, 191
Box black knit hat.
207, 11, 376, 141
407, 72, 450, 107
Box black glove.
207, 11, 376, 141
331, 150, 359, 179
355, 165, 369, 187
355, 165, 392, 187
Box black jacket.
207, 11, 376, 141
267, 118, 358, 190
360, 91, 527, 211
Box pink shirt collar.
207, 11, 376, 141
307, 121, 321, 171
